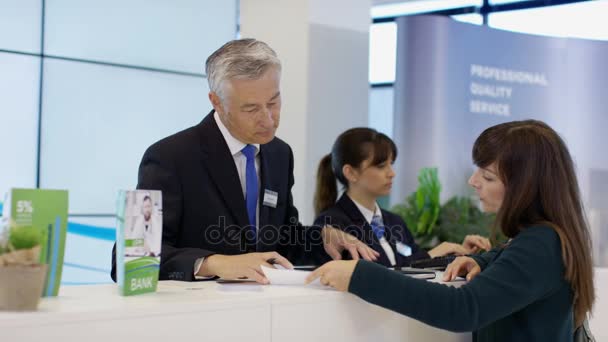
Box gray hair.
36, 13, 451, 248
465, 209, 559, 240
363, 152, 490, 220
205, 38, 281, 100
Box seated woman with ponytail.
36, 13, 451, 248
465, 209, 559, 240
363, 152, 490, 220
313, 127, 491, 267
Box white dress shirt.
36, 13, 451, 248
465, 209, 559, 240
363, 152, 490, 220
351, 198, 397, 266
213, 111, 261, 225
194, 112, 262, 278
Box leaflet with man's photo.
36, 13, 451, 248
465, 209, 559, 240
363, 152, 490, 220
116, 190, 162, 296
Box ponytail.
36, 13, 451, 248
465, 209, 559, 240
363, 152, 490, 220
314, 154, 338, 216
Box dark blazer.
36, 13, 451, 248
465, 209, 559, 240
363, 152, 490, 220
111, 111, 321, 281
314, 194, 429, 267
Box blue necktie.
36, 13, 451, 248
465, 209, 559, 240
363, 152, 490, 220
370, 214, 385, 240
241, 144, 258, 240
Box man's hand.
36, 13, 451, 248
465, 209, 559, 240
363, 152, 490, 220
322, 226, 380, 262
198, 252, 293, 284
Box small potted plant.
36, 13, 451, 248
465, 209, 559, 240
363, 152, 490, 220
0, 225, 48, 311
435, 196, 500, 245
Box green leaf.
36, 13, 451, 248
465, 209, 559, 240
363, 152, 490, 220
415, 189, 424, 212
391, 167, 441, 238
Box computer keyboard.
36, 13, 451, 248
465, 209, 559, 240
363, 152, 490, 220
410, 255, 457, 271
391, 267, 436, 280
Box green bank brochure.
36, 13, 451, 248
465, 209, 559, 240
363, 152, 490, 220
116, 190, 162, 296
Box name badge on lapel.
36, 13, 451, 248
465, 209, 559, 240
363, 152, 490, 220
396, 242, 412, 257
262, 189, 278, 208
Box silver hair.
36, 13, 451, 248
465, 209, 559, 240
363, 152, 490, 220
205, 38, 281, 100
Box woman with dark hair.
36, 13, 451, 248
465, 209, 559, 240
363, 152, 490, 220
307, 120, 595, 341
313, 127, 490, 267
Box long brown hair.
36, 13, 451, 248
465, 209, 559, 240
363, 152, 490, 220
472, 119, 594, 326
314, 128, 397, 216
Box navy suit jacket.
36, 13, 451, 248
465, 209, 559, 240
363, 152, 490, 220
111, 111, 323, 281
314, 194, 429, 267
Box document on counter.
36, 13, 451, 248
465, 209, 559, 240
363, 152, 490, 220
430, 272, 467, 288
260, 265, 323, 286
216, 265, 325, 286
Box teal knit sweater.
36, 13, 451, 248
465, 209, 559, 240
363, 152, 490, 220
348, 226, 573, 341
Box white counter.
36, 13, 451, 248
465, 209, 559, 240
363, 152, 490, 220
0, 279, 470, 342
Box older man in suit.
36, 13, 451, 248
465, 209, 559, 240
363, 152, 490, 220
111, 39, 378, 283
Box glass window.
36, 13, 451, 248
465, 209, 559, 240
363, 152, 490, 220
489, 0, 608, 41
0, 0, 41, 53
45, 0, 237, 73
369, 87, 394, 138
40, 59, 209, 214
452, 13, 483, 25
0, 52, 39, 199
62, 216, 116, 285
369, 22, 397, 84
489, 0, 528, 4
372, 0, 481, 18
